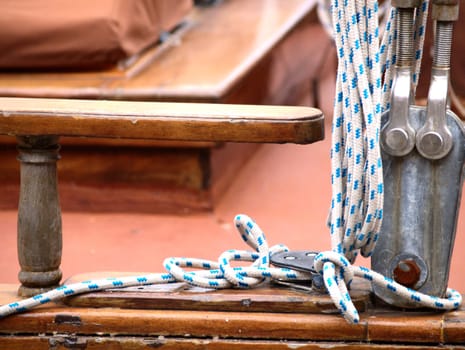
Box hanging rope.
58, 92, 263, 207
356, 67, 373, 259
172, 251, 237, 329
313, 0, 461, 323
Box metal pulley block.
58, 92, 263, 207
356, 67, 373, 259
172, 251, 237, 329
270, 251, 325, 292
373, 0, 464, 307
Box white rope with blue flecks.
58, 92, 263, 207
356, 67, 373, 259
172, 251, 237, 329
0, 215, 311, 318
0, 213, 461, 322
0, 0, 461, 323
313, 0, 461, 324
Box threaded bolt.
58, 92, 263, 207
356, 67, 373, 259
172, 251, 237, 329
396, 8, 415, 67
433, 21, 453, 68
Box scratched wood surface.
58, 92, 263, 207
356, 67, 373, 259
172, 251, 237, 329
61, 272, 370, 314
0, 284, 464, 347
2, 337, 465, 350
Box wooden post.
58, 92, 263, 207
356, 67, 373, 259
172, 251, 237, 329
16, 136, 62, 297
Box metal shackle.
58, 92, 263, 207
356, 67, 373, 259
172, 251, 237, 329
416, 1, 458, 160
381, 2, 420, 156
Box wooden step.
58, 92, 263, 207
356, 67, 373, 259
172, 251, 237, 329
62, 272, 371, 314
0, 136, 259, 213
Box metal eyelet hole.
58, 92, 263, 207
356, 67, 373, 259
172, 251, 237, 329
284, 256, 297, 260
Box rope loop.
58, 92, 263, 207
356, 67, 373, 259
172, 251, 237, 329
314, 251, 354, 287
0, 213, 462, 322
164, 215, 310, 290
313, 251, 462, 323
0, 214, 310, 318
353, 266, 463, 311
163, 257, 231, 289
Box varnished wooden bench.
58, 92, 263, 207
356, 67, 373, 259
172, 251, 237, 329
0, 97, 324, 297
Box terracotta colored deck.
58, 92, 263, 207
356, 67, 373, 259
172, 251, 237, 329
0, 114, 464, 293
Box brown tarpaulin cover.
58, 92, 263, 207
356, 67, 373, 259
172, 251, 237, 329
0, 0, 193, 70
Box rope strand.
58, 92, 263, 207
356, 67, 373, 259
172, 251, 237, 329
0, 215, 310, 318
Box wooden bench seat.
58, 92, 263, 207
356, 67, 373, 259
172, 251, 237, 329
0, 97, 323, 297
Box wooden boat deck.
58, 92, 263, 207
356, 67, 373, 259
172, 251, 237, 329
0, 281, 464, 348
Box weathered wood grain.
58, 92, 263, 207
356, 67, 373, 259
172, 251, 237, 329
16, 136, 62, 297
62, 272, 371, 314
0, 285, 464, 346
2, 336, 463, 350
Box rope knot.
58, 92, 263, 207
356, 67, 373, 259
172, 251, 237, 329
164, 215, 310, 289
314, 251, 360, 324
219, 215, 306, 288
313, 251, 463, 325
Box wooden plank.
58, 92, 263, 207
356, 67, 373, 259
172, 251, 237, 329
366, 308, 445, 344
0, 182, 213, 214
0, 144, 213, 213
0, 139, 262, 213
2, 336, 463, 350
0, 135, 217, 148
0, 144, 207, 189
0, 285, 463, 345
444, 309, 465, 344
0, 307, 366, 342
62, 272, 370, 314
0, 98, 324, 144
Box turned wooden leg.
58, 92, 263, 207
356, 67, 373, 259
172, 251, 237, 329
16, 136, 62, 297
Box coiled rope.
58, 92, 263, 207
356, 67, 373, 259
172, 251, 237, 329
0, 215, 461, 322
0, 215, 311, 318
0, 0, 461, 323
